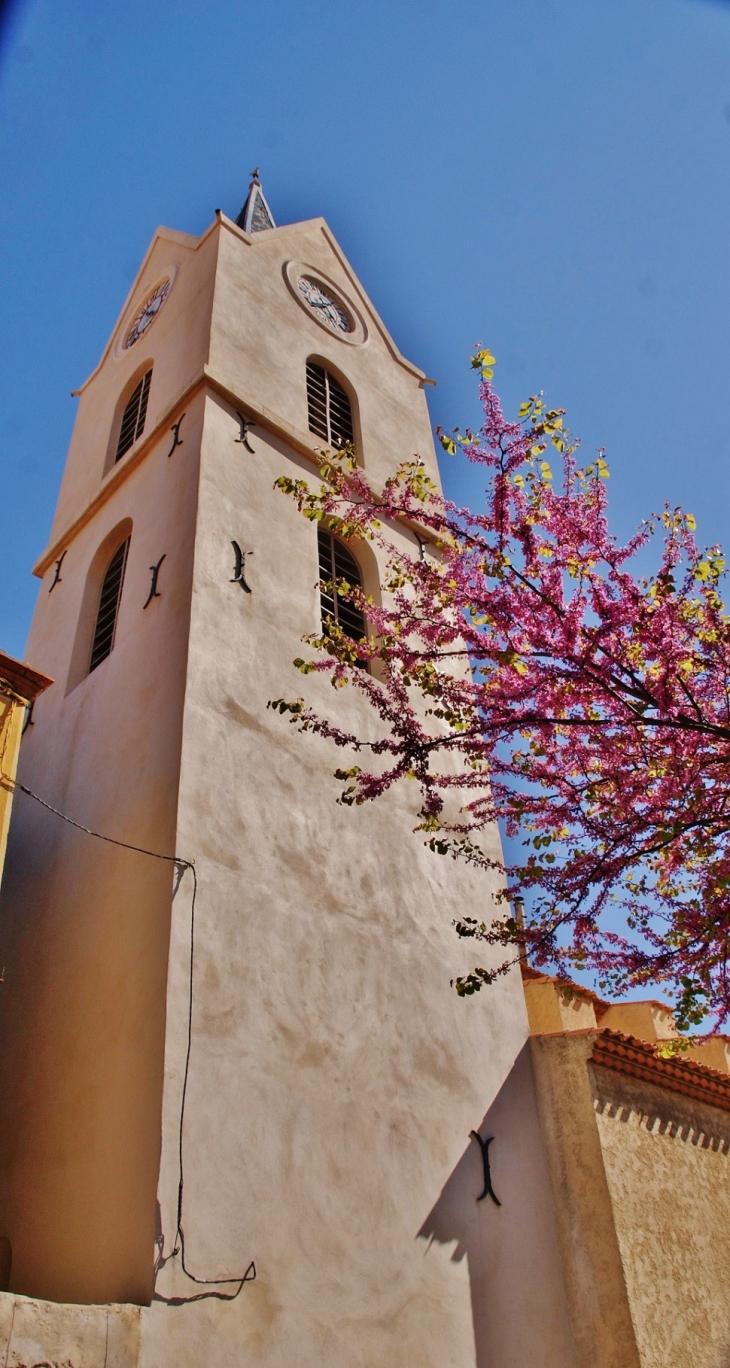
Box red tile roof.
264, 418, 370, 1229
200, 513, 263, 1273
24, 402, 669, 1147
0, 650, 53, 703
591, 1030, 730, 1113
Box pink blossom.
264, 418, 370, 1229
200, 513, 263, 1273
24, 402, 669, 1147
273, 365, 730, 1032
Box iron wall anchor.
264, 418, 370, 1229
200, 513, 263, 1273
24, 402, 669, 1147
230, 541, 253, 592
143, 554, 166, 609
469, 1130, 501, 1206
48, 549, 67, 593
167, 414, 186, 457
235, 411, 256, 453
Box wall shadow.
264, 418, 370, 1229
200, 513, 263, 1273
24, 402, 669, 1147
417, 1043, 578, 1368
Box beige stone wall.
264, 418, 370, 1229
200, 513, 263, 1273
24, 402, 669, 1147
686, 1036, 730, 1073
530, 1033, 642, 1368
592, 1063, 730, 1368
208, 216, 441, 493
143, 378, 529, 1365
531, 1030, 730, 1368
0, 693, 24, 883
524, 977, 598, 1035
46, 226, 217, 554
446, 1044, 578, 1367
0, 1291, 140, 1368
598, 1000, 677, 1042
0, 382, 206, 1304
9, 204, 730, 1366
0, 210, 554, 1365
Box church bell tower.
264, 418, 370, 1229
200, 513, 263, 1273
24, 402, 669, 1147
0, 174, 536, 1365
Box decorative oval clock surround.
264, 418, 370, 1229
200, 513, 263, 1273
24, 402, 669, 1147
283, 260, 367, 346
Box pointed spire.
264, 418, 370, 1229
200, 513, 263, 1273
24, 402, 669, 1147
235, 167, 276, 233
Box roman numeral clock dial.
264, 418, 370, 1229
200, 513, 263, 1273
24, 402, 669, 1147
124, 278, 172, 349
297, 276, 353, 334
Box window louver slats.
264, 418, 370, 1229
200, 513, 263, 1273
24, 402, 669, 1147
328, 378, 354, 448
306, 362, 354, 450
115, 369, 153, 463
89, 539, 130, 673
136, 369, 152, 439
306, 362, 330, 441
317, 528, 367, 653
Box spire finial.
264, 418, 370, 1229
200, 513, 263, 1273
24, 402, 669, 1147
235, 168, 275, 234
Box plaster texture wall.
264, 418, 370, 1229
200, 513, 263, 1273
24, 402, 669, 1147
687, 1036, 730, 1072
598, 1000, 677, 1042
416, 1042, 578, 1368
0, 370, 206, 1301
0, 694, 24, 881
143, 376, 531, 1364
531, 1030, 730, 1368
593, 1063, 730, 1368
208, 216, 441, 491
0, 210, 557, 1364
46, 226, 217, 554
524, 977, 598, 1035
529, 1033, 642, 1368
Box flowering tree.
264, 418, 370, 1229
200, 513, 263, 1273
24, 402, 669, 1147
272, 354, 730, 1031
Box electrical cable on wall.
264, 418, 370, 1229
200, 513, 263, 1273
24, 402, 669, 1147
1, 773, 256, 1301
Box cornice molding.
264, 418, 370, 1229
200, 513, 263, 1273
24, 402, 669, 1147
34, 367, 438, 580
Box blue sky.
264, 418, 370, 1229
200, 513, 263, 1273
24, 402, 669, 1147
1, 0, 730, 663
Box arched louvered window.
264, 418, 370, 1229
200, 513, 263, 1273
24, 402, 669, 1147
318, 527, 367, 648
115, 369, 152, 463
89, 538, 130, 672
306, 362, 354, 450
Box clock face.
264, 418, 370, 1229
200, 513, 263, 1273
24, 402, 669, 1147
297, 277, 353, 334
124, 278, 172, 349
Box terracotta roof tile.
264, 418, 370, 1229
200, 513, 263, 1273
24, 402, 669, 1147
591, 1029, 730, 1113
0, 650, 53, 703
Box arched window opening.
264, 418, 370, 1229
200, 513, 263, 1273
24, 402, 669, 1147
89, 538, 130, 673
115, 369, 152, 463
306, 362, 354, 450
318, 527, 367, 648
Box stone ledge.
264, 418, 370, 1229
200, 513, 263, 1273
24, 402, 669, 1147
0, 1291, 140, 1368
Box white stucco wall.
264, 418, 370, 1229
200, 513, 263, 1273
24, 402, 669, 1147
0, 350, 206, 1303
45, 226, 217, 557
143, 386, 529, 1364
0, 211, 573, 1364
